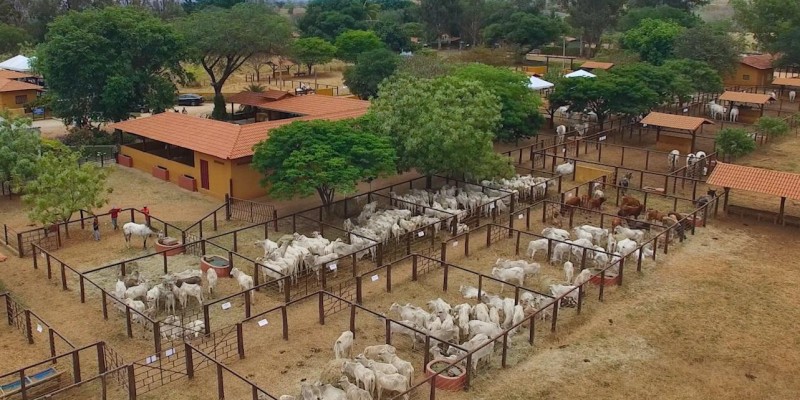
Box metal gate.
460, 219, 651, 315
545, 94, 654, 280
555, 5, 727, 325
227, 197, 276, 224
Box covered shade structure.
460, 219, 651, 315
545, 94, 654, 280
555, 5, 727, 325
640, 112, 714, 153
579, 61, 614, 71
717, 91, 773, 120
707, 162, 800, 224
527, 76, 554, 90
564, 70, 596, 78
0, 55, 33, 72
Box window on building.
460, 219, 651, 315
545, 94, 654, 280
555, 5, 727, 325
15, 95, 27, 104
742, 74, 750, 81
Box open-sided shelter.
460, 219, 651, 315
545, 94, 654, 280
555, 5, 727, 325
527, 76, 554, 91
717, 91, 773, 123
564, 70, 596, 78
578, 61, 614, 72
110, 95, 371, 199
708, 162, 800, 225
640, 112, 714, 153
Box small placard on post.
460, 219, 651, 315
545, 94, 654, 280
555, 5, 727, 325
36, 324, 43, 333
145, 355, 158, 364
417, 231, 425, 237
221, 302, 232, 310
599, 136, 607, 141
165, 348, 175, 357
329, 264, 337, 271
258, 319, 269, 327
371, 274, 379, 282
452, 241, 459, 247
518, 214, 524, 220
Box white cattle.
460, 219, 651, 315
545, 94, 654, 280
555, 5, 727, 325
334, 330, 354, 360
490, 267, 525, 293
729, 106, 739, 122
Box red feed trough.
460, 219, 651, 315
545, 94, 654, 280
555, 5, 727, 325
425, 360, 466, 391
200, 255, 232, 278
155, 237, 185, 256
589, 269, 620, 286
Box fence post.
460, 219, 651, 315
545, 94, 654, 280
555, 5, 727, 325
385, 318, 392, 345
237, 323, 245, 359
102, 291, 108, 320
125, 306, 133, 338
17, 232, 23, 257
618, 258, 625, 286
501, 333, 509, 368
60, 262, 67, 290
127, 364, 137, 400
550, 301, 559, 333
281, 306, 289, 340
72, 350, 82, 383
349, 304, 356, 338
273, 210, 279, 232
185, 343, 195, 379
24, 309, 33, 344
203, 305, 211, 335
356, 276, 362, 304
49, 328, 56, 360
442, 262, 449, 292
217, 364, 225, 400
412, 255, 418, 281
577, 285, 584, 314
528, 315, 535, 345
79, 275, 85, 303
318, 291, 325, 325
80, 210, 85, 229
245, 291, 252, 318
440, 241, 447, 263
5, 295, 12, 326
599, 269, 606, 302
465, 355, 472, 389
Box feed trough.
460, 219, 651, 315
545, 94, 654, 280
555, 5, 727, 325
425, 360, 466, 391
155, 236, 185, 256
200, 255, 231, 278
589, 269, 620, 286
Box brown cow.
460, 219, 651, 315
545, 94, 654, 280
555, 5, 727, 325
589, 197, 606, 211
562, 195, 581, 214
611, 217, 625, 230
618, 204, 644, 219
621, 195, 641, 208
646, 209, 667, 224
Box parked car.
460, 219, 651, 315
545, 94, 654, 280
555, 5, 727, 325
177, 94, 204, 106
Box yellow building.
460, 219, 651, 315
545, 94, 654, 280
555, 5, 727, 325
109, 94, 371, 199
724, 54, 775, 87
0, 78, 42, 114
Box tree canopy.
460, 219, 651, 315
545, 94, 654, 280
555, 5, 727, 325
617, 5, 701, 31
483, 11, 566, 55
561, 0, 626, 58
451, 63, 543, 143
627, 0, 710, 11
36, 7, 184, 127
343, 48, 400, 99
0, 23, 31, 55
620, 18, 684, 65
251, 119, 396, 207
23, 149, 112, 236
291, 37, 338, 75
551, 75, 659, 128
370, 74, 513, 180
334, 30, 385, 63
0, 113, 40, 190
716, 127, 756, 159
672, 25, 742, 74
732, 0, 800, 53
661, 59, 723, 93
298, 0, 369, 41
177, 3, 292, 120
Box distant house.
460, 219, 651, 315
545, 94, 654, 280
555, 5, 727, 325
724, 54, 775, 87
109, 95, 371, 199
0, 78, 43, 114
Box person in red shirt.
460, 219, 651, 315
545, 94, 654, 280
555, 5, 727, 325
141, 206, 151, 228
109, 206, 121, 230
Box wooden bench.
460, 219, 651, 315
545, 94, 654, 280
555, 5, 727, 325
0, 367, 66, 399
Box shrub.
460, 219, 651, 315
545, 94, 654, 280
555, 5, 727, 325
716, 127, 756, 158
756, 116, 790, 137
58, 127, 116, 147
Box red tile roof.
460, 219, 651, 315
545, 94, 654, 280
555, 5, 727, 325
718, 91, 773, 105
110, 95, 371, 160
0, 78, 42, 93
772, 77, 800, 88
740, 54, 774, 70
226, 90, 293, 107
640, 112, 714, 132
0, 70, 34, 80
707, 163, 800, 200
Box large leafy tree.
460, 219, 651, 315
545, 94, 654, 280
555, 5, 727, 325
298, 0, 369, 41
419, 0, 461, 49
334, 30, 385, 63
397, 51, 453, 79
36, 7, 184, 127
716, 127, 756, 159
343, 48, 400, 99
452, 63, 543, 143
0, 23, 31, 55
732, 0, 800, 54
610, 63, 680, 104
661, 59, 723, 94
23, 149, 112, 237
621, 18, 684, 65
251, 120, 396, 208
617, 5, 701, 31
561, 0, 626, 58
177, 3, 292, 120
483, 11, 566, 55
291, 37, 337, 75
774, 27, 800, 67
552, 75, 659, 129
372, 20, 414, 52
627, 0, 710, 11
0, 113, 40, 190
673, 25, 742, 74
370, 75, 513, 180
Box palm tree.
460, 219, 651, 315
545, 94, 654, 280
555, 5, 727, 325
245, 84, 266, 93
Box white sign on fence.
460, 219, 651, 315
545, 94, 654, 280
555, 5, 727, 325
371, 274, 379, 282
36, 324, 43, 333
452, 241, 458, 247
329, 264, 338, 271
221, 302, 232, 310
599, 136, 607, 141
518, 214, 524, 220
258, 319, 269, 327
418, 231, 425, 237
145, 355, 158, 364
165, 348, 175, 357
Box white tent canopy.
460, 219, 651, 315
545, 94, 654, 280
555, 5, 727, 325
0, 55, 33, 72
564, 69, 596, 78
528, 76, 554, 90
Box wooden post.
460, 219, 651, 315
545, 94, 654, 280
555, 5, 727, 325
528, 314, 535, 345
779, 197, 787, 224
281, 306, 289, 340
723, 187, 730, 214
125, 306, 133, 338
501, 333, 509, 367
24, 310, 33, 344
49, 328, 56, 360
318, 292, 325, 325
102, 291, 108, 320
60, 262, 67, 290
217, 364, 225, 400
127, 364, 137, 399
550, 301, 559, 333
386, 263, 392, 293
385, 318, 392, 345
356, 276, 362, 304
237, 323, 245, 359
72, 350, 82, 383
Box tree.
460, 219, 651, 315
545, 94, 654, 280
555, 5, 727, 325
774, 27, 800, 67
610, 63, 678, 103
419, 0, 461, 49
397, 50, 453, 79
251, 119, 396, 208
483, 11, 566, 55
452, 63, 544, 143
0, 23, 31, 55
290, 37, 337, 75
673, 25, 742, 74
36, 7, 184, 127
544, 77, 569, 129
551, 75, 659, 129
370, 75, 513, 180
627, 0, 710, 11
0, 113, 40, 190
343, 48, 400, 99
177, 3, 292, 120
298, 0, 369, 41
334, 30, 385, 63
756, 116, 790, 137
372, 20, 414, 52
716, 127, 756, 159
23, 149, 112, 237
617, 5, 701, 31
182, 0, 245, 12
732, 0, 800, 52
458, 0, 488, 47
620, 18, 684, 65
661, 59, 723, 93
561, 0, 626, 58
